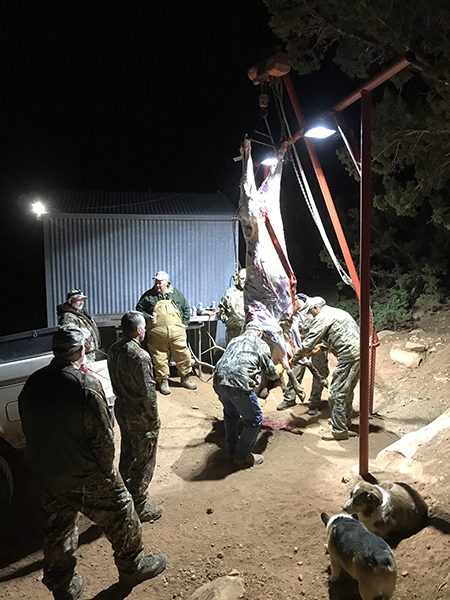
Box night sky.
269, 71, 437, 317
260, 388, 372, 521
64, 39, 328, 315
0, 1, 358, 336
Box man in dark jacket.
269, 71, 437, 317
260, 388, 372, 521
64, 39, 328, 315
108, 311, 162, 523
136, 270, 196, 395
56, 289, 101, 361
19, 324, 167, 600
213, 321, 281, 467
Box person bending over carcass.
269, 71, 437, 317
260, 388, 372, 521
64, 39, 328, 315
277, 293, 329, 414
291, 297, 360, 441
213, 321, 281, 467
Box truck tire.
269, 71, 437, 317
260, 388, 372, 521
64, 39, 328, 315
0, 455, 13, 517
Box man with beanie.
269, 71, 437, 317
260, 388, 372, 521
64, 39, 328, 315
108, 311, 162, 523
136, 271, 196, 395
213, 321, 281, 467
291, 298, 360, 441
56, 289, 101, 362
218, 268, 246, 344
19, 324, 167, 600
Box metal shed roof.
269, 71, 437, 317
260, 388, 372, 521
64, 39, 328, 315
37, 191, 237, 216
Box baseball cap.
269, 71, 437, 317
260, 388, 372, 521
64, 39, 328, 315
53, 324, 90, 358
303, 296, 326, 313
296, 293, 308, 302
153, 271, 169, 281
67, 288, 88, 300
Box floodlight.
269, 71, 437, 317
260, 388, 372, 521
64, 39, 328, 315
304, 126, 336, 139
32, 201, 46, 218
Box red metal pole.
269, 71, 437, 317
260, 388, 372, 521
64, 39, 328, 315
359, 90, 372, 477
334, 52, 414, 112
282, 73, 361, 299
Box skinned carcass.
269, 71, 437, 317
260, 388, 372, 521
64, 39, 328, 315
239, 137, 326, 396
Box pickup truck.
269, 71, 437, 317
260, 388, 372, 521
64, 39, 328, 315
0, 327, 114, 517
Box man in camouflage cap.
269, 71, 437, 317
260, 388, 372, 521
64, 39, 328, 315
108, 311, 162, 523
218, 268, 246, 344
213, 320, 281, 467
291, 299, 360, 441
56, 289, 101, 362
19, 324, 167, 600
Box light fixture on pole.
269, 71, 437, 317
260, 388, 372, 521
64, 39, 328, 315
303, 125, 336, 139
32, 201, 46, 219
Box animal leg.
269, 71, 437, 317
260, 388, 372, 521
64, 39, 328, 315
329, 557, 342, 582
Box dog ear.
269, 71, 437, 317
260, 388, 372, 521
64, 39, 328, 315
321, 512, 330, 526
368, 492, 382, 507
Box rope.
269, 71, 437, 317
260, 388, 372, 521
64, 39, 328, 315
271, 82, 354, 290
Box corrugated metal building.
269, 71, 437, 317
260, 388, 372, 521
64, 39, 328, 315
40, 191, 239, 345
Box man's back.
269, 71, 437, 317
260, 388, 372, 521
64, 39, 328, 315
19, 360, 111, 492
108, 337, 157, 406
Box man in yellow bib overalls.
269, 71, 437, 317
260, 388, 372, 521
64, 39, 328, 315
136, 271, 196, 395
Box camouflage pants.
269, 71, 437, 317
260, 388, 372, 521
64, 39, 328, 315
42, 473, 144, 593
115, 401, 160, 514
283, 348, 329, 405
328, 359, 360, 439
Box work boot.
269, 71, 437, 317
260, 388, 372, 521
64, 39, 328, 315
159, 379, 171, 395
233, 453, 264, 467
137, 503, 163, 522
276, 399, 296, 411
180, 374, 197, 390
119, 553, 167, 588
308, 405, 319, 416
53, 574, 86, 600
257, 387, 269, 400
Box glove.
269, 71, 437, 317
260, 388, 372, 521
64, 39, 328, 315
275, 363, 284, 376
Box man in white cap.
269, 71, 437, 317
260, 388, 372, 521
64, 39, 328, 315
56, 289, 100, 362
213, 321, 281, 467
291, 298, 360, 441
218, 268, 246, 344
136, 271, 196, 395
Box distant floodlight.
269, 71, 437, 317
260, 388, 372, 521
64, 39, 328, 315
304, 126, 336, 139
261, 157, 278, 166
32, 201, 46, 218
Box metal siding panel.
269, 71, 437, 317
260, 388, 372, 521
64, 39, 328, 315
45, 217, 237, 346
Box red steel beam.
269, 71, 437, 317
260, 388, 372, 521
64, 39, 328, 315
282, 73, 361, 299
333, 52, 415, 112
359, 89, 372, 476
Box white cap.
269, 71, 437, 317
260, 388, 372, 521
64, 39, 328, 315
153, 271, 169, 281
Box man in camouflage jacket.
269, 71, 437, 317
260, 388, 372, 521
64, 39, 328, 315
277, 293, 329, 414
19, 324, 167, 600
213, 321, 281, 467
136, 271, 195, 394
292, 298, 360, 441
218, 269, 246, 344
56, 288, 101, 361
107, 311, 162, 523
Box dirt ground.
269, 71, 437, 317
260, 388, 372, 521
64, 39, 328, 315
1, 306, 450, 600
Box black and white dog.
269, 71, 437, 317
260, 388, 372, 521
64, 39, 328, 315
343, 480, 428, 542
321, 512, 397, 600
